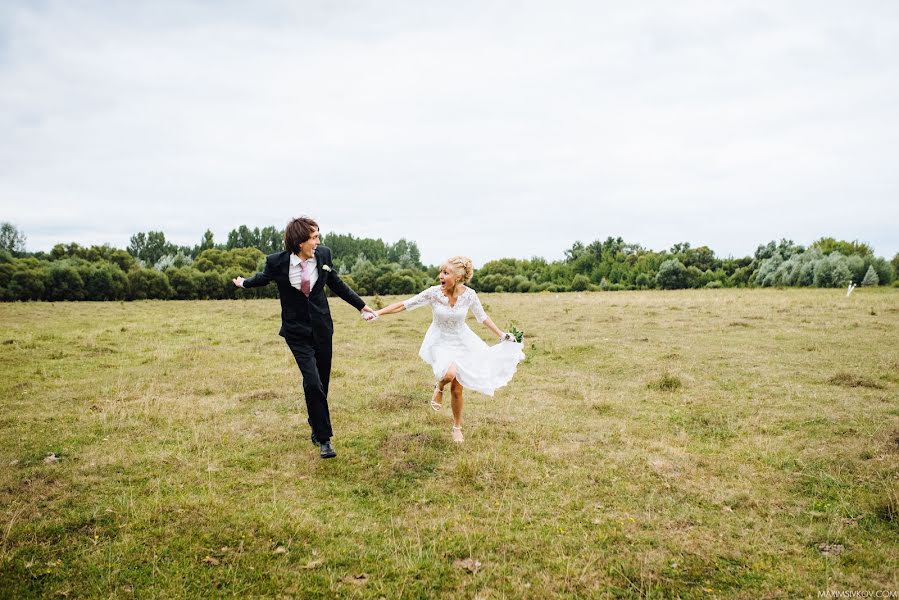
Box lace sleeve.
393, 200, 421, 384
402, 286, 436, 312
469, 290, 488, 323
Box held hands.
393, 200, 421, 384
361, 306, 378, 321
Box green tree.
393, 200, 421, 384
754, 239, 803, 261
83, 264, 128, 300
197, 270, 226, 299
128, 269, 173, 300
226, 225, 260, 250
258, 226, 283, 254
868, 256, 894, 285
45, 263, 86, 301
571, 274, 590, 292
813, 252, 852, 288
811, 237, 873, 257
861, 265, 880, 286
8, 262, 48, 300
128, 231, 174, 265
0, 222, 27, 254
196, 229, 215, 255
167, 267, 201, 299
194, 248, 264, 273
656, 259, 689, 289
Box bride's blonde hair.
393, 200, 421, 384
443, 256, 474, 284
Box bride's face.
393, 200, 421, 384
439, 265, 458, 289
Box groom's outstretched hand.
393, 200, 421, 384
232, 276, 245, 288
361, 305, 378, 321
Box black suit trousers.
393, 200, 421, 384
285, 334, 333, 442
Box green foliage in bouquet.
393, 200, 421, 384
509, 324, 524, 343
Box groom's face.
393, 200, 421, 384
299, 228, 320, 257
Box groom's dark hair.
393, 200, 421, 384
284, 217, 319, 254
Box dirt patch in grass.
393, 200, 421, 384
239, 390, 280, 402
827, 372, 884, 389
371, 391, 420, 412
380, 431, 441, 453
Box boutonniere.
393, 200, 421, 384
322, 264, 332, 272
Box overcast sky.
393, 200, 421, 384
2, 0, 897, 266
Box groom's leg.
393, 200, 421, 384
285, 337, 333, 442
314, 341, 333, 436
317, 347, 333, 399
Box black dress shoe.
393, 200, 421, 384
319, 440, 336, 459
311, 432, 320, 446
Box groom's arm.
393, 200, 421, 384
321, 248, 366, 311
237, 254, 277, 289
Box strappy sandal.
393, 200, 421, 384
451, 425, 464, 443
430, 383, 444, 411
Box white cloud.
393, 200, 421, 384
2, 0, 897, 265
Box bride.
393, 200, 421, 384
370, 256, 525, 442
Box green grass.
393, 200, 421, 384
1, 288, 898, 598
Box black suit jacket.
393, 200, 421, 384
242, 246, 365, 342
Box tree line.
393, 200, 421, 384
0, 222, 896, 302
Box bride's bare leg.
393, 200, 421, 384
450, 379, 464, 442
432, 364, 457, 409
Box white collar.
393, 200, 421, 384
290, 253, 316, 266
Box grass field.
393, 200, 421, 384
1, 289, 897, 598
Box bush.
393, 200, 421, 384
9, 267, 48, 301
728, 265, 754, 287
634, 273, 653, 289
194, 247, 264, 273
128, 268, 173, 300
155, 252, 194, 272
685, 266, 703, 289
571, 274, 590, 292
45, 264, 85, 301
167, 267, 201, 299
861, 265, 880, 286
83, 264, 128, 300
868, 256, 895, 285
705, 280, 723, 289
813, 252, 852, 288
655, 259, 689, 289
845, 254, 866, 283
756, 255, 783, 287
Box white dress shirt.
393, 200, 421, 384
289, 253, 318, 292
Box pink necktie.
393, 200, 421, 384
300, 261, 311, 296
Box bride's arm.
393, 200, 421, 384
373, 287, 434, 319
375, 302, 407, 317
470, 293, 510, 340
480, 316, 506, 339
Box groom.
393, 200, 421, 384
233, 216, 375, 459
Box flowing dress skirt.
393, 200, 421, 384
418, 323, 525, 396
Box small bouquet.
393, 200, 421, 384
508, 324, 524, 343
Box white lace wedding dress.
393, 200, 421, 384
402, 285, 525, 396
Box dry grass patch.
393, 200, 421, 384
827, 372, 885, 389
1, 289, 898, 597
647, 373, 683, 392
